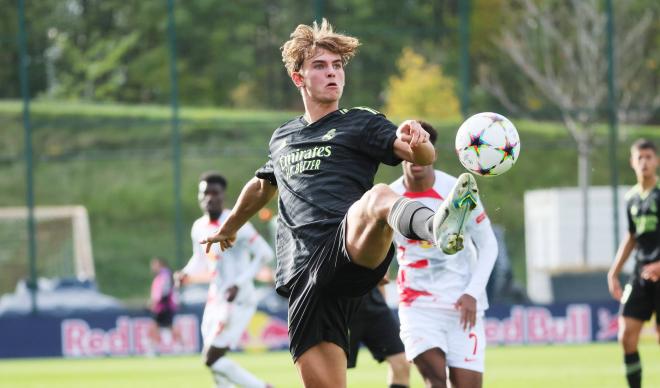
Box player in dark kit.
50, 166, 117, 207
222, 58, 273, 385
608, 138, 659, 388
348, 284, 409, 388
202, 19, 480, 387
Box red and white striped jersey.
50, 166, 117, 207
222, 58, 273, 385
390, 170, 498, 312
183, 209, 274, 305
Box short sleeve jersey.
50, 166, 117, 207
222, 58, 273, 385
390, 170, 494, 311
625, 181, 660, 265
255, 107, 401, 290
188, 210, 272, 304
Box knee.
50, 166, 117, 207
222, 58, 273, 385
425, 376, 448, 388
204, 347, 227, 367
370, 183, 395, 198
389, 355, 410, 379
362, 184, 396, 218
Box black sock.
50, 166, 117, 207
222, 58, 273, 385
387, 197, 434, 241
624, 352, 641, 388
389, 385, 408, 388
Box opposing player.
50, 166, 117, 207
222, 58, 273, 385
202, 20, 479, 387
148, 257, 180, 355
347, 283, 409, 388
607, 139, 659, 388
390, 122, 498, 388
176, 172, 274, 388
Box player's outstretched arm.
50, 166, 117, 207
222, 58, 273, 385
203, 177, 277, 252
174, 270, 213, 287
607, 232, 636, 300
393, 120, 436, 165
175, 232, 215, 286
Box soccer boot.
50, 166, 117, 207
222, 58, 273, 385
432, 172, 479, 255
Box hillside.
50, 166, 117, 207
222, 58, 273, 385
0, 100, 656, 299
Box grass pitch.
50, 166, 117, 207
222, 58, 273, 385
1, 341, 658, 387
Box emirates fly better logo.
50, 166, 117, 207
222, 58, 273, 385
278, 145, 332, 179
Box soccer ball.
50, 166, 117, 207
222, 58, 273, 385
455, 112, 520, 177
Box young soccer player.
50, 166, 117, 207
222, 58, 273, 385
202, 20, 479, 387
607, 139, 659, 388
347, 284, 409, 388
176, 172, 274, 388
389, 122, 498, 388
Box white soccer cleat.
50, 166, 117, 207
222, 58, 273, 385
432, 173, 479, 255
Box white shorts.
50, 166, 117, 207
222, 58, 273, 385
399, 305, 486, 373
201, 300, 256, 350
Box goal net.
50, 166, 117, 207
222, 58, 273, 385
0, 206, 94, 295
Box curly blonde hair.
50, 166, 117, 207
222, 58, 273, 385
281, 18, 360, 75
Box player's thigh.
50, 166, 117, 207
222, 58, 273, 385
346, 305, 366, 368
212, 303, 256, 348
201, 303, 226, 348
413, 347, 448, 385
345, 184, 399, 268
296, 341, 347, 388
362, 307, 405, 363
619, 316, 644, 351
446, 314, 486, 373
327, 242, 393, 298
287, 274, 360, 360
449, 366, 483, 388
621, 280, 654, 323
399, 306, 449, 360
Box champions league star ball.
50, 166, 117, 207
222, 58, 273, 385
455, 112, 520, 177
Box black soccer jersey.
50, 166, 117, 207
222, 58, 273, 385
625, 181, 660, 265
255, 107, 402, 290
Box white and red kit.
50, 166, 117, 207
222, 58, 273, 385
182, 210, 274, 349
390, 170, 498, 372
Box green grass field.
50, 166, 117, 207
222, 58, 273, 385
1, 341, 658, 387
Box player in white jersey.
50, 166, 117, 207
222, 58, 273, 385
176, 172, 274, 388
389, 123, 498, 388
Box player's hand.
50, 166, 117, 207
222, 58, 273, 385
225, 285, 239, 302
607, 273, 622, 300
396, 120, 430, 149
378, 276, 390, 286
173, 271, 187, 287
455, 294, 477, 331
201, 228, 237, 253
641, 262, 660, 282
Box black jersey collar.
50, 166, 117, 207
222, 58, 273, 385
299, 108, 343, 127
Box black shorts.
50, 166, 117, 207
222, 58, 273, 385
620, 276, 660, 324
347, 288, 404, 368
281, 216, 395, 361
153, 309, 174, 328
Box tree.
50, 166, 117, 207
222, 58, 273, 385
383, 47, 460, 120
479, 0, 659, 265
49, 31, 139, 100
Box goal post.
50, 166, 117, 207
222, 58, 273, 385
0, 206, 95, 295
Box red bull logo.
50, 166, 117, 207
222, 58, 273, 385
485, 304, 593, 345
61, 315, 199, 357
240, 311, 289, 351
